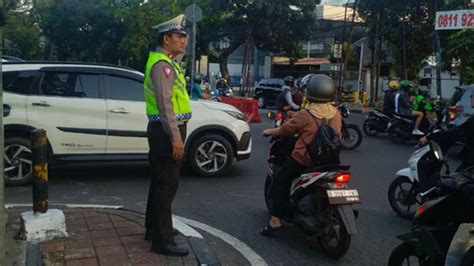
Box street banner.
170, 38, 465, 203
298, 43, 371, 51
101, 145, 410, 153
435, 10, 474, 30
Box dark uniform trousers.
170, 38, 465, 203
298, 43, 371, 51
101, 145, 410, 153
145, 121, 187, 246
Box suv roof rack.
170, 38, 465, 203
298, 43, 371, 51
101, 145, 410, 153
3, 61, 138, 72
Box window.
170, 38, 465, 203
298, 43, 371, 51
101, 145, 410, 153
106, 75, 144, 101
3, 71, 37, 94
41, 72, 71, 96
74, 74, 100, 99
40, 72, 100, 98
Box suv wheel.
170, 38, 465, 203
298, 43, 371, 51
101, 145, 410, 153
5, 137, 33, 186
258, 96, 266, 109
188, 134, 233, 177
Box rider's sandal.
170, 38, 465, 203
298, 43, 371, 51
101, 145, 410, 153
260, 223, 283, 236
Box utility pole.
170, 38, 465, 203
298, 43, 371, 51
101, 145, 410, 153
338, 0, 349, 99
402, 3, 408, 80
434, 0, 442, 97
341, 0, 359, 94
0, 0, 5, 264
370, 11, 380, 105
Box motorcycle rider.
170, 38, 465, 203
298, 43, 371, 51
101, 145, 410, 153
276, 76, 301, 112
412, 87, 432, 113
383, 80, 400, 116
420, 116, 474, 171
395, 80, 425, 135
260, 74, 342, 235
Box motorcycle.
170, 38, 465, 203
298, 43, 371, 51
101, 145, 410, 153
339, 104, 363, 150
210, 86, 234, 101
362, 108, 394, 136
387, 113, 436, 144
388, 167, 474, 265
388, 140, 449, 219
264, 136, 361, 259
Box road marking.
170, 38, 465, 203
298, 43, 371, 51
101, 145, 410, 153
172, 215, 203, 239
176, 215, 268, 266
64, 204, 122, 209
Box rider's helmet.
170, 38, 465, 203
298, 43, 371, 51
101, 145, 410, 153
305, 74, 336, 103
388, 80, 400, 90
399, 80, 415, 92
283, 75, 294, 86
194, 73, 203, 83
299, 74, 316, 91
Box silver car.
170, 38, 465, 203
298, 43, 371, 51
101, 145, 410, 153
449, 85, 474, 126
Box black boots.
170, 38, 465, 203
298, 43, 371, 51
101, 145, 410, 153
151, 243, 189, 257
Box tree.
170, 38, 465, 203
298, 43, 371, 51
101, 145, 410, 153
3, 12, 42, 59
190, 0, 319, 80
357, 0, 438, 80
444, 29, 474, 84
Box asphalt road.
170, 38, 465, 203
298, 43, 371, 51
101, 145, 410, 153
6, 111, 459, 265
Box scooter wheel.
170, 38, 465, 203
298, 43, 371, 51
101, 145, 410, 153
388, 124, 408, 144
318, 206, 352, 259
363, 118, 379, 137
388, 242, 430, 266
388, 176, 420, 220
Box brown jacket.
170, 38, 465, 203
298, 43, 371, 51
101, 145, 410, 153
278, 109, 342, 166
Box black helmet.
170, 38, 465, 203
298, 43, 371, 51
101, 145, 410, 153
305, 74, 336, 103
283, 75, 294, 86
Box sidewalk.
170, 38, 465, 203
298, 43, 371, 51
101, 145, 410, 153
6, 207, 204, 266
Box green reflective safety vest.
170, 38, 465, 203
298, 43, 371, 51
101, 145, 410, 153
144, 52, 192, 122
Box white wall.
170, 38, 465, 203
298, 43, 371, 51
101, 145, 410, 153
419, 66, 461, 99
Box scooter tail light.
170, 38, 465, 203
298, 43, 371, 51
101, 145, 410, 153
415, 205, 426, 218
277, 112, 284, 121
335, 173, 351, 183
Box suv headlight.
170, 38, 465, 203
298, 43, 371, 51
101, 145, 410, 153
223, 110, 246, 121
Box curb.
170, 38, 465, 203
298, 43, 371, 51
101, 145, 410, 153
7, 204, 220, 266
26, 243, 41, 266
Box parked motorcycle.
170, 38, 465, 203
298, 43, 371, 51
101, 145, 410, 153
387, 140, 449, 219
264, 136, 361, 259
339, 104, 363, 150
363, 109, 394, 136
388, 168, 474, 265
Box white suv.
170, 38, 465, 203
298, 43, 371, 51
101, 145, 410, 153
3, 62, 252, 186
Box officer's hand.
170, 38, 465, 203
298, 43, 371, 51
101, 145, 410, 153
172, 139, 185, 162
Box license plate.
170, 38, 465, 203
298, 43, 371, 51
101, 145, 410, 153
326, 189, 361, 204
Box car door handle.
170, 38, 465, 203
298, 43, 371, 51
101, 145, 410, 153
32, 101, 51, 107
109, 108, 129, 114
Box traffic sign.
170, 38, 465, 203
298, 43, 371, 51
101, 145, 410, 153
185, 4, 202, 23
435, 10, 474, 30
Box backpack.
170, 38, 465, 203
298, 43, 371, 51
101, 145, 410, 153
275, 88, 290, 112
306, 110, 341, 166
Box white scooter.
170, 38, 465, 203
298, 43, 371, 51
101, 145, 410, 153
387, 141, 449, 219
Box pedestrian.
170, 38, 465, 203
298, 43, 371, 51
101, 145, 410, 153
144, 14, 191, 257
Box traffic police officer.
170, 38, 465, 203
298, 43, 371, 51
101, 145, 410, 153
144, 14, 191, 257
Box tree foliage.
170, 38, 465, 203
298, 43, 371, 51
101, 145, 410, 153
357, 0, 437, 79
357, 0, 474, 83
188, 0, 320, 79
